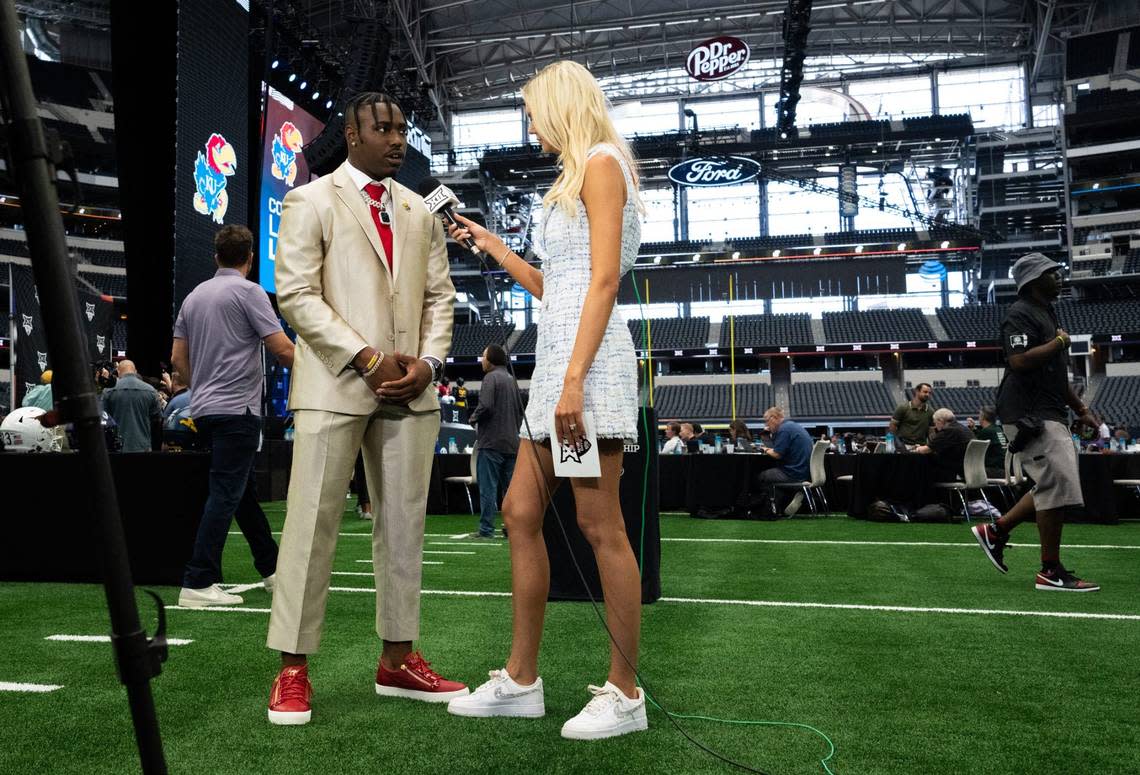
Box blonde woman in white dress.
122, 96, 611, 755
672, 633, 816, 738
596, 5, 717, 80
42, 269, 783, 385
444, 60, 647, 740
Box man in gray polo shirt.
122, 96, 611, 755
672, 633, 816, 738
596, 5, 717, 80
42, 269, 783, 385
172, 224, 295, 607
467, 343, 522, 538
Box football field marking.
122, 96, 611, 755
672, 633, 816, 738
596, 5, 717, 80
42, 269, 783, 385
355, 559, 443, 565
0, 682, 63, 693
659, 537, 1140, 550
45, 635, 194, 645
165, 588, 1140, 622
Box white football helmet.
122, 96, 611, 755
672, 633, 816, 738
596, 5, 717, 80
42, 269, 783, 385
1, 406, 63, 453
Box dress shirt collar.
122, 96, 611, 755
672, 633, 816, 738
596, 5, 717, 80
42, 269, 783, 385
346, 161, 391, 192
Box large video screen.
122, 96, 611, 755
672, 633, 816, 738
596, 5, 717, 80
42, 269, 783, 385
258, 87, 326, 295
173, 0, 249, 307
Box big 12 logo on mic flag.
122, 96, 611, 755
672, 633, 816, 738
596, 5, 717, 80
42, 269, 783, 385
686, 36, 750, 81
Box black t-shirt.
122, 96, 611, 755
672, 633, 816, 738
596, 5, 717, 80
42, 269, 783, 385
927, 422, 974, 481
996, 297, 1070, 424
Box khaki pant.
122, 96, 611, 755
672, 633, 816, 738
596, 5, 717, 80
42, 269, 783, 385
267, 404, 440, 654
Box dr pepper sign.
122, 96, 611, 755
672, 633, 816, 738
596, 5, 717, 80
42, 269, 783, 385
686, 36, 751, 81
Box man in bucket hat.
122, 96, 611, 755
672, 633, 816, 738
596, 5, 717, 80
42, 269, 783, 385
970, 253, 1101, 592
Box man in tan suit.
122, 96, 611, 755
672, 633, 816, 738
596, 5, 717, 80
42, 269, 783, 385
266, 92, 467, 725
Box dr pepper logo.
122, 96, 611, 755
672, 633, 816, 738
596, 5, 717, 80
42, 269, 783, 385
686, 36, 750, 81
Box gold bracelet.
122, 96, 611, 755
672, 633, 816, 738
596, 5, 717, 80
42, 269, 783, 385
363, 351, 384, 378
498, 245, 513, 265
1056, 335, 1068, 348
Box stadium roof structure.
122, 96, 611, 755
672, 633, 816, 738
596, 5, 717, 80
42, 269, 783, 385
299, 0, 1114, 124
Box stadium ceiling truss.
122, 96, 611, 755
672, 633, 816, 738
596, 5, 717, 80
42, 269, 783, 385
382, 0, 1035, 119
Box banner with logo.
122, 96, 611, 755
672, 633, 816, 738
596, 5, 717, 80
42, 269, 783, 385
686, 36, 751, 81
9, 265, 114, 406
669, 156, 762, 187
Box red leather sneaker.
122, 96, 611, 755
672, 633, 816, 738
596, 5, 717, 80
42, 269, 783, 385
375, 651, 469, 703
268, 664, 312, 725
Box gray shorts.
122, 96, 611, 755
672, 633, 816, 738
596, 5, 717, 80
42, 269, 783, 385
1006, 419, 1084, 511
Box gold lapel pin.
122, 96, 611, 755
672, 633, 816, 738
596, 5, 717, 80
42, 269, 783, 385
402, 202, 411, 211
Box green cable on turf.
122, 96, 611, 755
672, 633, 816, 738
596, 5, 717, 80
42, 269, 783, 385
629, 270, 839, 775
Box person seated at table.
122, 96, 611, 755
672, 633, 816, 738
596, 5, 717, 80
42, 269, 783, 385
661, 422, 685, 454
678, 422, 695, 453
966, 406, 1008, 477
686, 422, 706, 454
889, 383, 935, 447
758, 406, 813, 516
728, 419, 754, 452
914, 408, 974, 482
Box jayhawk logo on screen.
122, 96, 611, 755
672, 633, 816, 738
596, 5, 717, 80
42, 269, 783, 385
193, 133, 237, 224
271, 121, 303, 187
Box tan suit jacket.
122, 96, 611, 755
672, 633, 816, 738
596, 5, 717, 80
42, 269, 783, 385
275, 162, 454, 415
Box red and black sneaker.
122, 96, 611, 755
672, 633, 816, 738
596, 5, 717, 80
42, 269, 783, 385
375, 651, 469, 703
268, 664, 312, 725
1035, 566, 1100, 592
971, 522, 1009, 574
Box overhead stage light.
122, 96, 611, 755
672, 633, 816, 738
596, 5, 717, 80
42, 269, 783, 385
897, 242, 907, 251
653, 255, 662, 264
299, 81, 307, 90
288, 73, 296, 82
312, 91, 320, 100
772, 249, 781, 257
940, 241, 950, 249
326, 100, 333, 109
813, 247, 822, 255
271, 59, 280, 69
731, 251, 740, 260
855, 245, 864, 253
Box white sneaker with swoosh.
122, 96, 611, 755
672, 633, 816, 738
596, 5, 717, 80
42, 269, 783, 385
561, 681, 648, 740
447, 669, 544, 718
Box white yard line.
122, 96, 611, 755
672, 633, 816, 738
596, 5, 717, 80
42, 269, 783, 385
161, 587, 1140, 622
423, 551, 475, 555
45, 635, 194, 645
659, 537, 1140, 550
428, 542, 501, 547
331, 572, 375, 577
659, 596, 1140, 621
0, 682, 63, 693
354, 560, 443, 565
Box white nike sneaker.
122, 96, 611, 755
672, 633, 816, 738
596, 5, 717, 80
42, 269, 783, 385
560, 681, 648, 740
262, 574, 275, 594
447, 669, 545, 718
177, 584, 243, 608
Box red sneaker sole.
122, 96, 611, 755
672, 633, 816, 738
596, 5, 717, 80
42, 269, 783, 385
268, 708, 311, 725
375, 683, 469, 703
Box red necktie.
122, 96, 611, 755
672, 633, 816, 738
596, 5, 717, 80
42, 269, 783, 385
364, 182, 393, 272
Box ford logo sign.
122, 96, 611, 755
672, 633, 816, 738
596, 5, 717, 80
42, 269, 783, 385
686, 36, 751, 81
668, 156, 762, 187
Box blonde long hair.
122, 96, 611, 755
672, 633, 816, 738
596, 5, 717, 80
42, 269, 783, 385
521, 60, 643, 216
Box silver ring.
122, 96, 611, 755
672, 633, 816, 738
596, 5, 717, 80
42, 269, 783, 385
569, 423, 577, 430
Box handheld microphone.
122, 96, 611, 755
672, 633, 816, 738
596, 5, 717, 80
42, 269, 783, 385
417, 177, 479, 254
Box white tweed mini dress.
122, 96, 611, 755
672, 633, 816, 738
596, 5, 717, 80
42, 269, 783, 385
522, 143, 641, 443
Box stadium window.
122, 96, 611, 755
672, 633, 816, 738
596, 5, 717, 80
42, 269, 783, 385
764, 87, 849, 127
846, 74, 933, 120
641, 187, 677, 243
451, 107, 525, 148
611, 99, 680, 138
936, 65, 1027, 131
1032, 102, 1060, 128
856, 173, 928, 230
687, 182, 761, 241
684, 96, 761, 131
766, 180, 840, 235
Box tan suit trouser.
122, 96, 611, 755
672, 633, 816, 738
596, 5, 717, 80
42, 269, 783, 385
266, 404, 440, 654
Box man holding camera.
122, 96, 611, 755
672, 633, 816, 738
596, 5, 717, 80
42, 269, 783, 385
971, 253, 1099, 592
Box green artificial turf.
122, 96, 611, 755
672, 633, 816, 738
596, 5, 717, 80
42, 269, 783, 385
2, 507, 1139, 774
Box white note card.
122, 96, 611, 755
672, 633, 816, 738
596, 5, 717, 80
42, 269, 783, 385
550, 409, 601, 478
